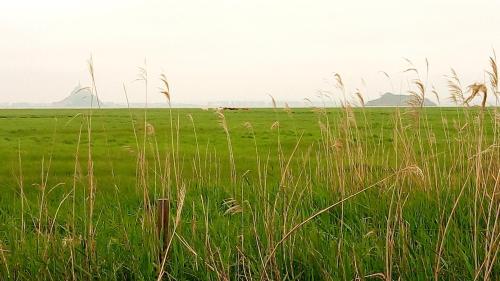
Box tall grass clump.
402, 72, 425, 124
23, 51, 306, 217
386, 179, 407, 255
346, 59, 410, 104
0, 54, 498, 280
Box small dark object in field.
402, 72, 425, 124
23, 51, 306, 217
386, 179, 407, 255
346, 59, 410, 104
221, 107, 249, 111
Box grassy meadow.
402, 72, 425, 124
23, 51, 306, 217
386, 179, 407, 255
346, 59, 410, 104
0, 105, 498, 280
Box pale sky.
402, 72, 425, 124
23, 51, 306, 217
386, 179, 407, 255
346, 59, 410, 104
1, 0, 499, 105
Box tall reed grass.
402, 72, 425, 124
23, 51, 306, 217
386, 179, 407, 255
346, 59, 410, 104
0, 55, 498, 280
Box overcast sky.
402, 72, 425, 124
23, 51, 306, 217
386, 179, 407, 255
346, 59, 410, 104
1, 0, 499, 105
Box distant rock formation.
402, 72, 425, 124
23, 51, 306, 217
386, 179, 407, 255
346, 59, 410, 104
51, 85, 102, 108
366, 92, 436, 107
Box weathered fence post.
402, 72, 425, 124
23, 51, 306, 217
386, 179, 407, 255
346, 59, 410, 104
157, 198, 170, 262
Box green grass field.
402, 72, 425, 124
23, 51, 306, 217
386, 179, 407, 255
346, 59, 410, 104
0, 107, 498, 280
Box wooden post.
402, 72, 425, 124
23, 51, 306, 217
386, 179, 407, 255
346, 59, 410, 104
157, 198, 170, 262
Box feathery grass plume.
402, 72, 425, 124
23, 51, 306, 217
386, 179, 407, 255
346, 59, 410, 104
379, 70, 396, 93
465, 83, 488, 109
283, 102, 292, 115
361, 77, 367, 87
270, 121, 280, 131
303, 97, 313, 107
425, 58, 429, 78
222, 198, 242, 215
87, 56, 101, 108
269, 94, 277, 109
487, 51, 498, 103
403, 58, 428, 114
403, 57, 419, 75
431, 85, 440, 105
447, 68, 465, 105
354, 89, 365, 107
136, 66, 148, 82
400, 164, 425, 180
74, 86, 93, 96
489, 57, 498, 90
334, 73, 344, 90
160, 73, 171, 103
146, 122, 155, 136
242, 121, 253, 130
332, 138, 343, 151
334, 73, 347, 102
380, 71, 391, 79
408, 79, 425, 108
215, 108, 228, 132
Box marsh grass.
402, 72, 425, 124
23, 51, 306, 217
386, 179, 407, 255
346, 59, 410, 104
0, 55, 498, 280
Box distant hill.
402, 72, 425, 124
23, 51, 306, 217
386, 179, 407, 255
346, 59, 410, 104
366, 92, 436, 107
52, 85, 102, 108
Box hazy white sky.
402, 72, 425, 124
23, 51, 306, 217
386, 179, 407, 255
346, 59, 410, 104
1, 0, 499, 105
